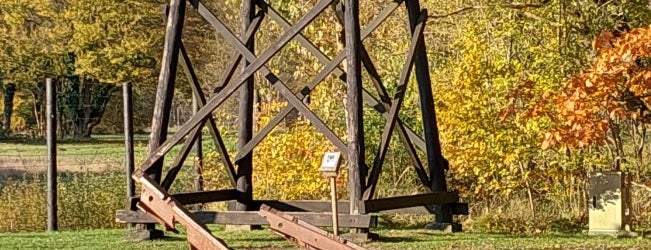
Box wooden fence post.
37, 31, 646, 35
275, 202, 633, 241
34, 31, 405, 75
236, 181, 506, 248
46, 77, 58, 231
123, 82, 135, 206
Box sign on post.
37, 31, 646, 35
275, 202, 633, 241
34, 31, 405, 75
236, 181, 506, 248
319, 152, 342, 235
319, 152, 342, 176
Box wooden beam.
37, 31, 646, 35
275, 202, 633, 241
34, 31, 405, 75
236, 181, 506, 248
178, 41, 240, 188
144, 0, 186, 181
361, 192, 458, 214
344, 0, 365, 216
405, 2, 452, 224
235, 0, 418, 161
171, 189, 239, 205
116, 210, 377, 228
364, 10, 428, 200
358, 47, 430, 189
226, 199, 461, 214
198, 1, 348, 153
236, 0, 257, 212
140, 0, 332, 172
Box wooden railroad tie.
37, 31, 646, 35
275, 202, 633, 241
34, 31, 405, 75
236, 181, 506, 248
259, 204, 367, 250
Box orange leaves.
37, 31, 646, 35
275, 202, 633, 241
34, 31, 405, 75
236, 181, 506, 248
532, 26, 651, 150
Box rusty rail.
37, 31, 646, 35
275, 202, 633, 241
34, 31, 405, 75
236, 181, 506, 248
133, 170, 231, 250
259, 204, 366, 250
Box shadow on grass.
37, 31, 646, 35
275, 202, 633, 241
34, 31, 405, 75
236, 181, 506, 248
377, 235, 422, 243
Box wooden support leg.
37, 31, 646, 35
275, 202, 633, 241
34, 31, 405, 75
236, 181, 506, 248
131, 0, 186, 240
235, 0, 256, 214
343, 0, 370, 237
404, 2, 457, 230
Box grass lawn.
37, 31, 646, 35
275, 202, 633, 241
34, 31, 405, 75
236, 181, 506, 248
1, 227, 650, 250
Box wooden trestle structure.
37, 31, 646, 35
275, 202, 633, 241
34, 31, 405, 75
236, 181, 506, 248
117, 0, 467, 248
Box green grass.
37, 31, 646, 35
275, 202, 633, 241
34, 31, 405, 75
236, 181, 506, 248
1, 227, 651, 250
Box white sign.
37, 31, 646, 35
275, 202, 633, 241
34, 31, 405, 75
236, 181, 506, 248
319, 152, 342, 175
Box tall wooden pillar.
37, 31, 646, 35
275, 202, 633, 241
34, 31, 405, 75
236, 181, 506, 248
132, 0, 186, 240
404, 1, 452, 224
235, 0, 256, 212
344, 0, 365, 219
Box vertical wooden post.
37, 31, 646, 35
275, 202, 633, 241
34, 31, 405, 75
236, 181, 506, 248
235, 0, 255, 212
344, 0, 365, 223
330, 177, 339, 236
404, 1, 452, 225
192, 93, 204, 192
135, 0, 186, 238
46, 77, 58, 231
147, 0, 185, 183
123, 82, 135, 205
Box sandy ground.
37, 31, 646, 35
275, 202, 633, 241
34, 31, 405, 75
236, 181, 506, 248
0, 155, 122, 176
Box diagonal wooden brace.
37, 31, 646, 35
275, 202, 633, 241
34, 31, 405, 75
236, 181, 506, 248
259, 205, 366, 250
133, 170, 231, 250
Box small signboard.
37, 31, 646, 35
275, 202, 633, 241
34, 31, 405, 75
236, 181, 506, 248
319, 152, 342, 176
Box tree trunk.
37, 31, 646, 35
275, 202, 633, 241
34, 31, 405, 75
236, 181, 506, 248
3, 83, 16, 132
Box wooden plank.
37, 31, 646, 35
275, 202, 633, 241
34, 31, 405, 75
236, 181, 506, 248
227, 200, 350, 212
200, 2, 348, 154
344, 0, 365, 217
361, 192, 458, 214
236, 0, 256, 212
234, 1, 405, 161
364, 11, 427, 200
140, 0, 331, 172
171, 189, 238, 205
116, 210, 376, 228
404, 2, 452, 224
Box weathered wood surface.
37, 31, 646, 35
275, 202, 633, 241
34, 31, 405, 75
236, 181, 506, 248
405, 1, 453, 224
123, 82, 135, 209
46, 78, 58, 231
361, 191, 459, 214
132, 170, 230, 249
116, 210, 377, 228
172, 189, 239, 205
144, 0, 186, 180
345, 0, 365, 217
236, 0, 256, 212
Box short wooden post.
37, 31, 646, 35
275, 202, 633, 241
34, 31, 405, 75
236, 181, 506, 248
330, 177, 339, 236
46, 77, 58, 231
123, 82, 135, 205
192, 93, 204, 193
